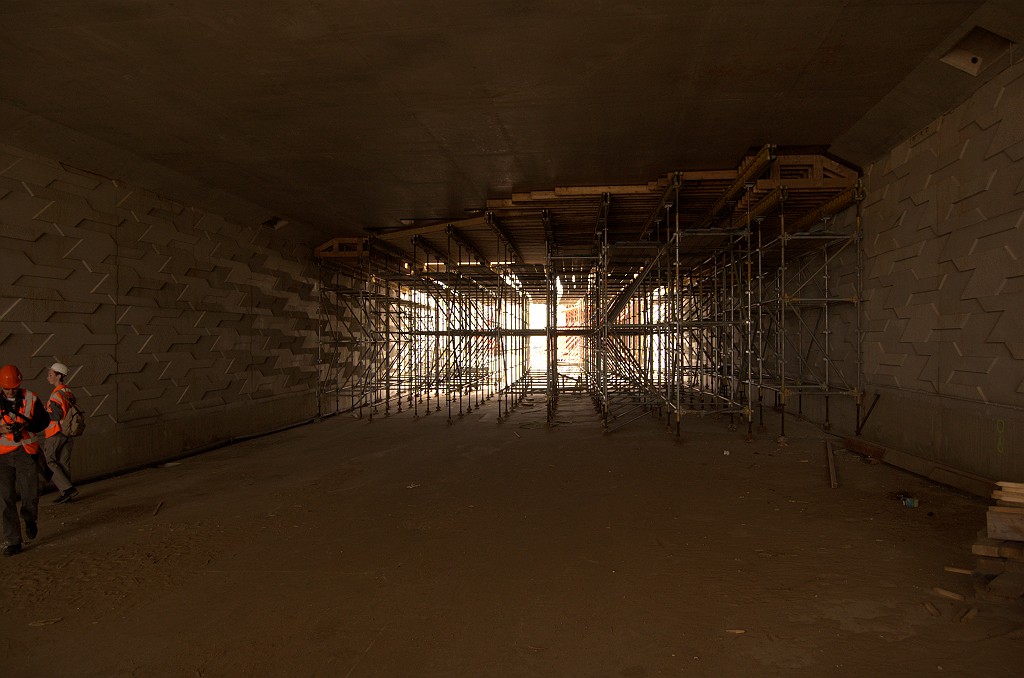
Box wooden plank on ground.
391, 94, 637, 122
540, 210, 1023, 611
975, 557, 1024, 574
992, 490, 1024, 505
973, 534, 1024, 560
842, 438, 996, 498
826, 441, 838, 489
843, 437, 886, 459
944, 566, 973, 575
991, 506, 1024, 514
985, 572, 1024, 599
932, 587, 966, 601
987, 506, 1024, 541
975, 556, 1007, 575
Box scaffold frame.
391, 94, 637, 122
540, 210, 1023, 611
315, 148, 865, 440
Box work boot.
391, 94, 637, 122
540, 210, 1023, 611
25, 520, 37, 540
54, 487, 79, 504
2, 544, 21, 557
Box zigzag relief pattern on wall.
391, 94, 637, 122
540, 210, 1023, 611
0, 145, 320, 428
861, 65, 1024, 407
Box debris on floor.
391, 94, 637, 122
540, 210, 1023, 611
826, 441, 838, 489
944, 566, 973, 575
959, 606, 979, 623
932, 587, 966, 601
28, 618, 63, 627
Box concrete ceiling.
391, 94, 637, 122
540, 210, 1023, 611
2, 1, 1022, 245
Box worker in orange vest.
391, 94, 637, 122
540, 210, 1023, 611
44, 362, 79, 504
0, 365, 50, 556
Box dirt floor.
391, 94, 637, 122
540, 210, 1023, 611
1, 393, 1021, 677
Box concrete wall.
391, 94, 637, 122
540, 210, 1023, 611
0, 143, 321, 480
813, 59, 1024, 482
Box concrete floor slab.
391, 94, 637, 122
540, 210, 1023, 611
2, 396, 1021, 677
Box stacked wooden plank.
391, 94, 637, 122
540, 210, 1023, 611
971, 481, 1024, 601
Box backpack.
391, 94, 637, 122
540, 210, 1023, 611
59, 393, 87, 437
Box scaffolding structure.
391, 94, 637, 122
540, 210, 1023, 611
315, 148, 865, 439
316, 233, 531, 423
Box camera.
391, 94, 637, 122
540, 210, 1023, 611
8, 421, 22, 442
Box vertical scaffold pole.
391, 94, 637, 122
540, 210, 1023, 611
674, 187, 682, 437
385, 268, 392, 417
411, 239, 419, 418
756, 220, 765, 433
457, 241, 465, 418
545, 242, 554, 424
745, 208, 755, 442
600, 216, 609, 429
822, 239, 831, 431
436, 253, 444, 413
777, 197, 788, 445
447, 230, 454, 425
854, 185, 866, 435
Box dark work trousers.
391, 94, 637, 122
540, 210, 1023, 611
0, 448, 39, 546
43, 433, 74, 493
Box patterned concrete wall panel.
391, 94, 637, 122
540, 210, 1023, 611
849, 60, 1024, 480
0, 143, 319, 478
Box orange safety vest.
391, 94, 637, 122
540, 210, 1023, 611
45, 383, 73, 438
0, 389, 41, 455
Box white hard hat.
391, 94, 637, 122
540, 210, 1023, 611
50, 362, 70, 376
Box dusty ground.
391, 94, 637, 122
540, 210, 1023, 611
1, 393, 1021, 677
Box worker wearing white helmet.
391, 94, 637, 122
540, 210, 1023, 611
44, 362, 79, 504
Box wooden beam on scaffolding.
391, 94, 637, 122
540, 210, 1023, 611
637, 172, 680, 241
730, 186, 788, 229
593, 193, 610, 257
376, 215, 488, 243
542, 209, 554, 256
509, 183, 659, 202
694, 144, 777, 230
486, 211, 524, 264
314, 237, 369, 259
604, 237, 675, 322
367, 237, 417, 272
789, 182, 864, 231
412, 235, 502, 288
447, 225, 490, 267
411, 234, 455, 270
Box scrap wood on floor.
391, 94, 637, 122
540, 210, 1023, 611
969, 481, 1024, 604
